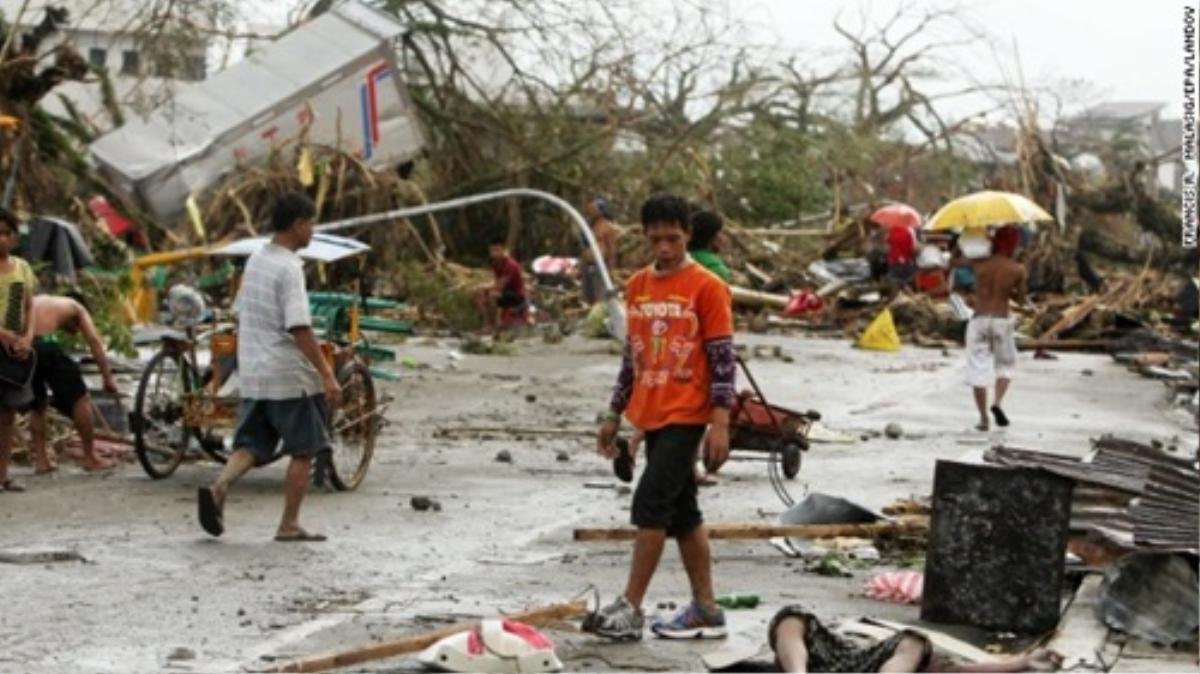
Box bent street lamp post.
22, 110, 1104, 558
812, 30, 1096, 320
315, 188, 626, 341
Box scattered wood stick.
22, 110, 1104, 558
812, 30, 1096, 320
1017, 339, 1114, 352
259, 599, 588, 673
732, 285, 789, 310
573, 520, 927, 542
433, 426, 593, 439
1038, 280, 1127, 341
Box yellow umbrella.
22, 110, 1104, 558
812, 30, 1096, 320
925, 190, 1054, 232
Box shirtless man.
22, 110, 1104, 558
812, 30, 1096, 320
580, 198, 620, 306
28, 294, 118, 472
960, 226, 1026, 431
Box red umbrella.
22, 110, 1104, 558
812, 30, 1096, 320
869, 204, 922, 230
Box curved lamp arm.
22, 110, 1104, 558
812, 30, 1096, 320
315, 188, 626, 341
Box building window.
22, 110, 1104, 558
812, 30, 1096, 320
121, 50, 140, 75
88, 47, 107, 68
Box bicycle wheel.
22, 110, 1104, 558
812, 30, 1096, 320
133, 350, 192, 479
327, 360, 377, 491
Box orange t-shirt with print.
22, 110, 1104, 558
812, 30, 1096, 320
622, 262, 733, 431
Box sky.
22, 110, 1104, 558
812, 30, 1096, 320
750, 0, 1186, 121
237, 0, 1189, 123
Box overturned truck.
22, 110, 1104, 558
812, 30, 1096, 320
89, 1, 427, 222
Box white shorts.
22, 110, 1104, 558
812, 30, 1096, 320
963, 316, 1017, 387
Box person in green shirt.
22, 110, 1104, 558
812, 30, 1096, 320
0, 209, 36, 492
688, 209, 732, 284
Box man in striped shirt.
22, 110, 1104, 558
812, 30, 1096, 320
197, 192, 342, 542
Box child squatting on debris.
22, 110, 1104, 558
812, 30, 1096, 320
589, 193, 736, 641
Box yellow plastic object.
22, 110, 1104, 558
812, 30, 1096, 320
348, 302, 361, 344
128, 246, 213, 323
857, 308, 901, 352
925, 190, 1053, 232
185, 195, 206, 241
297, 146, 315, 186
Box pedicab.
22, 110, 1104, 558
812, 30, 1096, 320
128, 234, 383, 490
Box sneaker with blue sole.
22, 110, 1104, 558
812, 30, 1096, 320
651, 601, 727, 639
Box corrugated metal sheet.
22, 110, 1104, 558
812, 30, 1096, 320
984, 438, 1198, 554
212, 233, 369, 263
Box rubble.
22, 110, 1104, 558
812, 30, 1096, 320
984, 437, 1199, 554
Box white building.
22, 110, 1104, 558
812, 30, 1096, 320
0, 0, 221, 129
0, 0, 210, 80
1065, 101, 1184, 195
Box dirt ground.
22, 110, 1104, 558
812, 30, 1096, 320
0, 333, 1195, 673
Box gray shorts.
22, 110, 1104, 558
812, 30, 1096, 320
233, 394, 331, 464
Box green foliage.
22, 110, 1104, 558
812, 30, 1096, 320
390, 262, 480, 331
714, 120, 831, 224
51, 270, 137, 358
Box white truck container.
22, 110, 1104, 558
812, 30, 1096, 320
89, 1, 427, 222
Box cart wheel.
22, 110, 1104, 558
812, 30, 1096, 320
328, 359, 378, 491
133, 350, 191, 479
782, 442, 802, 479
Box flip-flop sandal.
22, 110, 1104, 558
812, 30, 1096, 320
197, 487, 224, 537
0, 479, 25, 492
274, 529, 327, 543
990, 406, 1010, 427
612, 437, 634, 483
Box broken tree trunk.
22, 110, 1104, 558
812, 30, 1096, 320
260, 599, 588, 673
573, 520, 927, 542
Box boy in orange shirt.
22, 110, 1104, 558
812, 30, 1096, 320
589, 194, 735, 641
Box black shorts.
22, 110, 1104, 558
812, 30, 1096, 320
232, 395, 331, 465
631, 424, 706, 537
31, 338, 88, 417
496, 290, 525, 309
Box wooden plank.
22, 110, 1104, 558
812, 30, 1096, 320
259, 599, 588, 673
433, 426, 592, 438
1017, 339, 1114, 352
573, 520, 927, 542
852, 618, 1001, 664
739, 228, 830, 238
732, 285, 789, 310
1038, 294, 1105, 341
1038, 280, 1127, 341
1047, 574, 1110, 672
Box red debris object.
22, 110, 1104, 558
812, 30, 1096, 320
783, 290, 823, 317
869, 203, 922, 231
89, 196, 147, 248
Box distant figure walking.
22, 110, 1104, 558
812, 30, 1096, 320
960, 226, 1026, 431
